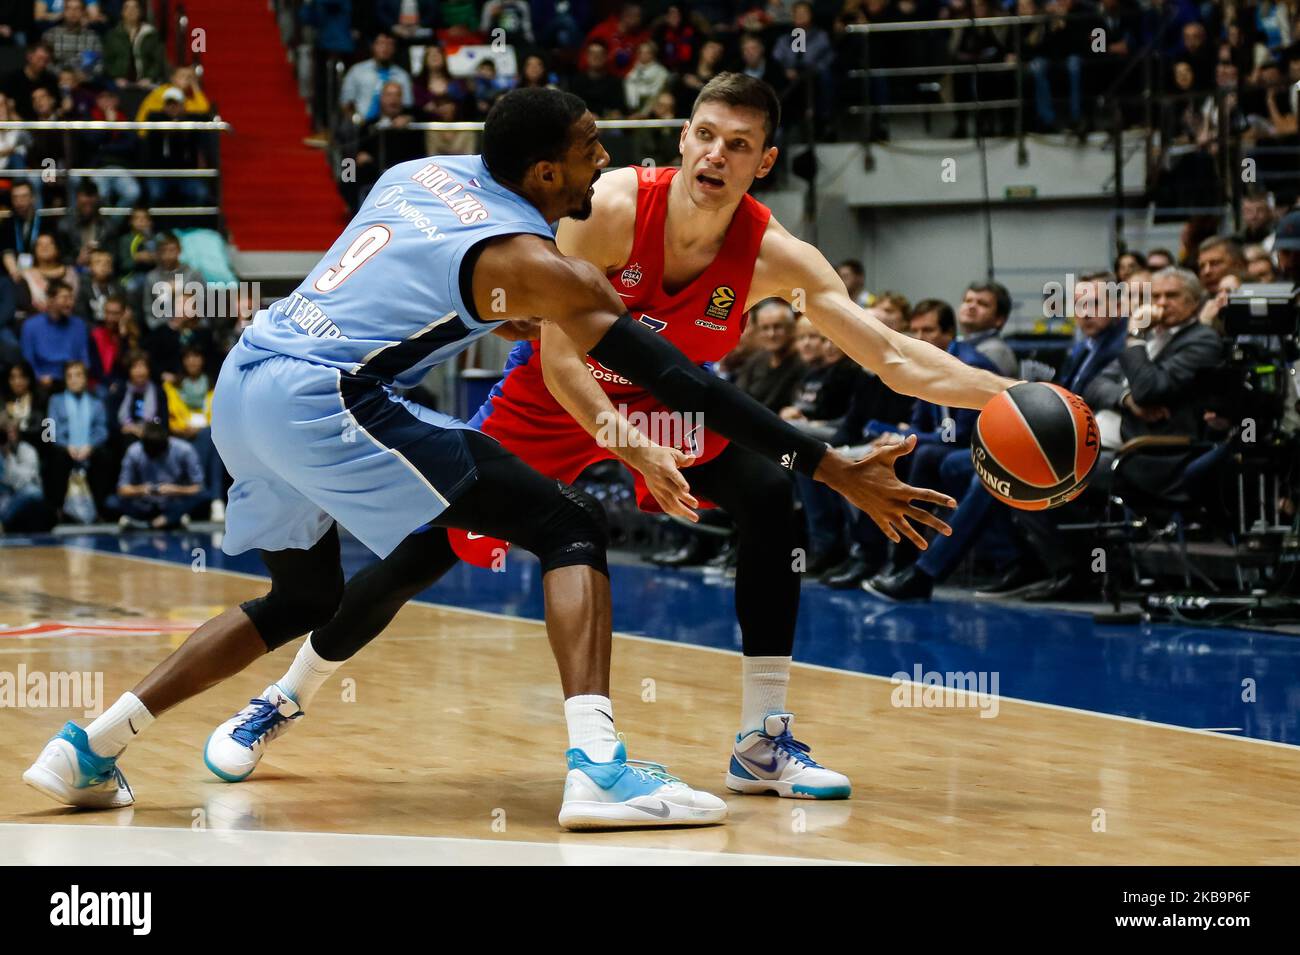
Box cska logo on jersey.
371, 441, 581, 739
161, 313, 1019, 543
705, 285, 736, 321
620, 262, 643, 288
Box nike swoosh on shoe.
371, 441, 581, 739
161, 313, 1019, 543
632, 800, 671, 818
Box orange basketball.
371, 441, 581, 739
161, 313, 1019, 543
970, 382, 1100, 510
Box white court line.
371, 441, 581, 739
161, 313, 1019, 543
0, 823, 865, 866
57, 545, 1300, 753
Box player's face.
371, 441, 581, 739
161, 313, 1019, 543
679, 102, 777, 208
557, 112, 609, 220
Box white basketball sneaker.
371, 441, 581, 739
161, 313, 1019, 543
559, 739, 728, 830
204, 683, 302, 782
23, 722, 135, 809
725, 713, 852, 799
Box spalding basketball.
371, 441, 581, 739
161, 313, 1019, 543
970, 382, 1100, 510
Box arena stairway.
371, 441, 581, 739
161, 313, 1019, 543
186, 0, 347, 254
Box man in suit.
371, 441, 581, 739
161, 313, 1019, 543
865, 272, 1131, 601
1010, 266, 1224, 600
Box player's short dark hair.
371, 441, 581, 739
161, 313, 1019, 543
157, 231, 179, 247
966, 281, 1011, 319
482, 87, 590, 186
691, 72, 780, 148
45, 278, 71, 299
911, 298, 956, 334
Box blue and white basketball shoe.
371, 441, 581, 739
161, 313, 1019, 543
204, 683, 302, 782
23, 722, 135, 809
725, 713, 851, 799
559, 740, 728, 829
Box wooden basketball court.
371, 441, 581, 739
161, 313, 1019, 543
2, 545, 1299, 864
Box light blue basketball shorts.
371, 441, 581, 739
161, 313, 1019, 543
211, 350, 479, 559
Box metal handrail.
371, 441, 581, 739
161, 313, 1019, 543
848, 63, 1020, 78
0, 206, 222, 217
0, 168, 219, 178
846, 14, 1051, 33
0, 121, 232, 131
382, 119, 687, 131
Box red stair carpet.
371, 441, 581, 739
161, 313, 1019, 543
186, 0, 347, 251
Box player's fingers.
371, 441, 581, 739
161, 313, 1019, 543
869, 510, 901, 543
654, 482, 699, 522
659, 492, 699, 523
906, 485, 957, 509
878, 433, 917, 461
895, 515, 929, 551
907, 506, 952, 536
671, 450, 698, 469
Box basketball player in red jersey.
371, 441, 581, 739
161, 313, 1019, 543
467, 74, 1018, 798
207, 74, 1017, 805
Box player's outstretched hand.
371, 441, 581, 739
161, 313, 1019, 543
815, 434, 956, 549
628, 444, 699, 523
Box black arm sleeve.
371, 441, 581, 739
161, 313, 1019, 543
588, 314, 829, 476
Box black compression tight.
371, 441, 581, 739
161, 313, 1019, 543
683, 441, 802, 658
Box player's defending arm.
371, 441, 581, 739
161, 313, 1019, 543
475, 234, 956, 547
539, 321, 700, 522
757, 224, 1018, 408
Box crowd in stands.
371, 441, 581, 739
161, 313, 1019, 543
296, 1, 1300, 205
655, 193, 1299, 604
0, 0, 216, 210
0, 1, 238, 533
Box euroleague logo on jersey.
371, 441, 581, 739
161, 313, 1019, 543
620, 262, 643, 288
705, 286, 735, 320
696, 285, 736, 330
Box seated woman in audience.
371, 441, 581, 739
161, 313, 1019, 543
163, 346, 225, 516
103, 0, 167, 89
113, 350, 163, 454
413, 44, 474, 156
3, 361, 47, 449
20, 234, 78, 316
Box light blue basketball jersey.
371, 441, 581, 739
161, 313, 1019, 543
235, 154, 555, 389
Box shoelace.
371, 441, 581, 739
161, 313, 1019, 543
614, 732, 685, 786
230, 698, 295, 749
624, 758, 684, 786
766, 731, 823, 768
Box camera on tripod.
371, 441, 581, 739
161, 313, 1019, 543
1219, 282, 1299, 441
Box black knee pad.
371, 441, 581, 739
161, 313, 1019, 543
533, 481, 610, 577
242, 567, 344, 651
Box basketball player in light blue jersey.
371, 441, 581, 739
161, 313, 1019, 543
24, 89, 952, 829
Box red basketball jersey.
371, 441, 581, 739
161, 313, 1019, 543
475, 167, 772, 506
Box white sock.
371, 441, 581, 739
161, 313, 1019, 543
564, 694, 618, 762
741, 656, 791, 734
275, 633, 343, 710
85, 692, 154, 758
